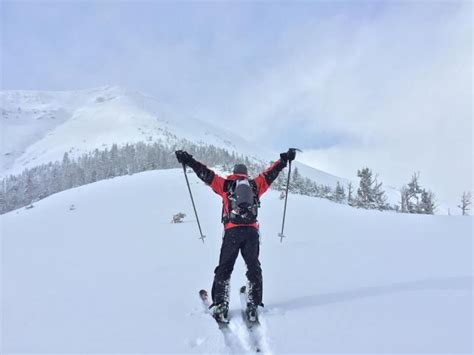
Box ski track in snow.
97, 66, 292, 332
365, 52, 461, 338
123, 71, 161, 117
195, 303, 273, 354
227, 315, 254, 353
224, 312, 273, 354
253, 314, 272, 354
236, 286, 273, 354
197, 294, 254, 354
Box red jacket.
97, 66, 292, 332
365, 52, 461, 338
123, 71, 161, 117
188, 159, 287, 230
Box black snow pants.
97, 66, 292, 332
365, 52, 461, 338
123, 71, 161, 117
211, 226, 262, 307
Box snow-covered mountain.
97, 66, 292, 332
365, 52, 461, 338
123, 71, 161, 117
2, 169, 471, 353
0, 86, 258, 172
1, 86, 349, 190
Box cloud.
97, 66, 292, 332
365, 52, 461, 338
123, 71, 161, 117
225, 2, 472, 207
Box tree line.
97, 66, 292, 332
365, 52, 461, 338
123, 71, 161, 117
0, 141, 470, 215
0, 141, 252, 214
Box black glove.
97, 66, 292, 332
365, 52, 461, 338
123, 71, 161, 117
175, 150, 193, 165
280, 148, 297, 163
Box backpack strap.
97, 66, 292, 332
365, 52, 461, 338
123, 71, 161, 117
221, 179, 235, 224
250, 179, 260, 206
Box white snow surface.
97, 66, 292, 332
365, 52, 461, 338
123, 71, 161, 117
1, 168, 472, 354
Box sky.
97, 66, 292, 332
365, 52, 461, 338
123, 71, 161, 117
1, 0, 472, 208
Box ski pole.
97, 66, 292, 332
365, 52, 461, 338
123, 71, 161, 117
181, 163, 206, 243
279, 159, 292, 243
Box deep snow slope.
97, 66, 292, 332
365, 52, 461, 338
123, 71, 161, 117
1, 169, 472, 354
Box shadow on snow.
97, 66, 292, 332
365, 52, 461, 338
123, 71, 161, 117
268, 276, 473, 312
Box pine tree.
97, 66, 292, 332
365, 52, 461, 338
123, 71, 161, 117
61, 152, 72, 190
355, 167, 387, 210
333, 182, 346, 203
400, 186, 409, 213
458, 191, 472, 216
24, 169, 38, 203
406, 173, 422, 213
419, 190, 436, 214
373, 176, 388, 210
272, 167, 285, 191
355, 168, 372, 208
301, 178, 312, 196
0, 180, 7, 214
347, 182, 354, 206
400, 172, 436, 214
308, 180, 319, 197
291, 166, 302, 193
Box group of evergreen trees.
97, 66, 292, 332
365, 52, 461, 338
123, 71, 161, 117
347, 168, 437, 214
0, 140, 336, 214
1, 140, 467, 216
271, 166, 340, 202
272, 166, 389, 211
0, 141, 254, 214
273, 164, 441, 215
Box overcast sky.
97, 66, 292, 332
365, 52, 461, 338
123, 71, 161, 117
1, 0, 472, 208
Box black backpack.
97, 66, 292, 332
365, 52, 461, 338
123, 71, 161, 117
223, 179, 260, 224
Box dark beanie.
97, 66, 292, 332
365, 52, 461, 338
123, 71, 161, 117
233, 164, 248, 175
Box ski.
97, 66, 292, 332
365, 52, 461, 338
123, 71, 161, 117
240, 286, 262, 352
199, 289, 229, 328
199, 289, 252, 352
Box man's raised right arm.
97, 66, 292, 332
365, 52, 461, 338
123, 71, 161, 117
175, 150, 225, 194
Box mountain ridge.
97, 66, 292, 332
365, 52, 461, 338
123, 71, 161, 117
1, 86, 260, 172
1, 86, 348, 189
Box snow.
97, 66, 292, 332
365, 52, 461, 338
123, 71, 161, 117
1, 168, 472, 354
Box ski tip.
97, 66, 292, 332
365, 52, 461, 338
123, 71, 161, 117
240, 285, 246, 294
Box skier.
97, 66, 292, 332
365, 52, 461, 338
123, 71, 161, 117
175, 149, 296, 323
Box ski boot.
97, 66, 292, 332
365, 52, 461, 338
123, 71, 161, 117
245, 302, 259, 324
210, 302, 229, 324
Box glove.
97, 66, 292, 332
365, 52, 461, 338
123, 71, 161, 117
175, 150, 193, 165
280, 148, 297, 163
